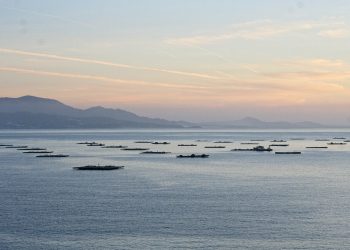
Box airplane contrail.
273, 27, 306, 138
0, 48, 223, 80
0, 66, 214, 90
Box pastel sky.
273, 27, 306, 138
1, 0, 350, 124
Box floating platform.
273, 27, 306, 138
231, 148, 253, 151
327, 142, 346, 145
86, 143, 105, 146
177, 154, 209, 158
36, 154, 69, 158
275, 152, 301, 155
305, 146, 328, 149
18, 148, 47, 151
73, 165, 124, 170
151, 142, 170, 145
121, 148, 149, 151
23, 151, 54, 154
101, 145, 127, 148
231, 146, 272, 152
141, 151, 170, 154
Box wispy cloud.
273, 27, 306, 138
280, 58, 348, 68
166, 19, 348, 46
263, 70, 350, 82
0, 48, 222, 80
0, 66, 214, 90
0, 65, 284, 93
318, 29, 349, 38
259, 58, 350, 86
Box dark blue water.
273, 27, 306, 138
1, 129, 350, 249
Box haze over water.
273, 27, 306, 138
1, 129, 350, 249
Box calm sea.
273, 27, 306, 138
1, 129, 350, 249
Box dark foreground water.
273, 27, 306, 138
1, 129, 350, 249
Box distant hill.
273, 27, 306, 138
0, 96, 186, 129
200, 116, 327, 129
0, 96, 335, 129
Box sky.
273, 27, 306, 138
1, 0, 350, 124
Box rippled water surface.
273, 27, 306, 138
1, 129, 350, 249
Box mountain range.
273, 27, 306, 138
0, 95, 334, 129
0, 96, 189, 129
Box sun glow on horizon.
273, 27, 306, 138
1, 0, 350, 124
